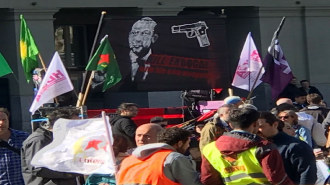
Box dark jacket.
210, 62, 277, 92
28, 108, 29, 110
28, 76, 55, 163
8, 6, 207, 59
110, 115, 137, 148
270, 131, 317, 185
279, 84, 304, 101
21, 127, 80, 185
299, 86, 323, 99
300, 105, 330, 123
201, 131, 293, 185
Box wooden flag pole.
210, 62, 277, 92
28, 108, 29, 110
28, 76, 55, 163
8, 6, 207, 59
228, 88, 234, 96
246, 66, 264, 100
77, 11, 107, 107
81, 71, 95, 106
38, 53, 59, 104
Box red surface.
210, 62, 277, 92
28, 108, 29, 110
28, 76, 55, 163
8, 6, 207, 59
87, 107, 185, 126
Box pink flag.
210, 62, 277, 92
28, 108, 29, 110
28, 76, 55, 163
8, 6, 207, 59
30, 52, 73, 113
232, 32, 264, 91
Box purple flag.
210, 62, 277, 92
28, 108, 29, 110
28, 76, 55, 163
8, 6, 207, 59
261, 17, 294, 100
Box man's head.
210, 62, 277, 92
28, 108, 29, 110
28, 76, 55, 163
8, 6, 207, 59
224, 96, 243, 108
300, 80, 310, 89
238, 104, 258, 111
195, 123, 205, 134
258, 112, 280, 138
0, 108, 10, 132
276, 98, 293, 106
135, 123, 163, 146
129, 17, 158, 58
290, 77, 298, 85
217, 104, 234, 122
294, 93, 306, 104
157, 127, 191, 154
47, 110, 71, 130
229, 108, 260, 134
116, 103, 138, 118
306, 93, 322, 105
275, 103, 298, 115
150, 116, 167, 128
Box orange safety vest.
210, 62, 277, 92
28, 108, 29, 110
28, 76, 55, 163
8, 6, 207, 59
117, 149, 181, 185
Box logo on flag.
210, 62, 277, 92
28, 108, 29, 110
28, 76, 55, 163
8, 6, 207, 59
29, 52, 73, 114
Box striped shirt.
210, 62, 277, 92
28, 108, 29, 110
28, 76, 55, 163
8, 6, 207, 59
0, 129, 29, 185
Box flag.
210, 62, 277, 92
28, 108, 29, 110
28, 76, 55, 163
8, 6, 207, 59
0, 53, 13, 77
29, 52, 73, 113
86, 35, 122, 91
20, 15, 39, 82
261, 17, 294, 99
232, 32, 264, 91
31, 113, 116, 175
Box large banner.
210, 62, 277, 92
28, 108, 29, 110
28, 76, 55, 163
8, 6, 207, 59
92, 16, 230, 92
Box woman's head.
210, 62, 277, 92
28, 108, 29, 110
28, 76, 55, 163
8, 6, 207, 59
278, 110, 297, 125
282, 122, 295, 136
112, 134, 129, 156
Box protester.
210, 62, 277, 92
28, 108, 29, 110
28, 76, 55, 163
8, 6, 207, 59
238, 103, 258, 110
85, 134, 130, 185
301, 93, 330, 123
300, 79, 324, 99
150, 116, 168, 128
259, 112, 317, 184
110, 103, 138, 148
270, 98, 293, 115
278, 110, 313, 147
199, 104, 234, 150
278, 77, 303, 101
0, 108, 29, 185
117, 127, 202, 185
201, 108, 293, 185
293, 92, 307, 110
135, 123, 163, 146
21, 109, 82, 185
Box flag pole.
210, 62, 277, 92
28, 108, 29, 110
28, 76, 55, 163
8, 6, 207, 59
76, 11, 107, 107
38, 53, 59, 104
246, 66, 264, 100
248, 32, 251, 92
102, 111, 118, 173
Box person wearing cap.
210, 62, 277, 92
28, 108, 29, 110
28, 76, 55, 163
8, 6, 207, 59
150, 116, 168, 128
224, 96, 243, 108
199, 104, 234, 151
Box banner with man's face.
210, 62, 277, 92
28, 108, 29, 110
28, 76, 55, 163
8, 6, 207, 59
93, 16, 230, 92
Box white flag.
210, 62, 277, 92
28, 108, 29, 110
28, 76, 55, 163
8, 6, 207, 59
31, 113, 116, 175
232, 32, 265, 91
29, 52, 73, 113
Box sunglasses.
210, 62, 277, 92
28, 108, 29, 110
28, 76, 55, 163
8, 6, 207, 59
279, 116, 289, 119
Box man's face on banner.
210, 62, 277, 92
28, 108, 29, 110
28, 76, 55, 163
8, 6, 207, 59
129, 19, 157, 57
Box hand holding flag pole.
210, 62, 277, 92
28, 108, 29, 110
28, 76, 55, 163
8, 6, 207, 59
76, 11, 107, 107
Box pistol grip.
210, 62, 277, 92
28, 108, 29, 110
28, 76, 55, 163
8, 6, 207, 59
197, 33, 210, 47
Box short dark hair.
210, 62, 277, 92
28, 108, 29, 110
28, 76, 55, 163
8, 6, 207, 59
276, 103, 298, 114
300, 80, 309, 85
294, 92, 306, 98
150, 116, 165, 123
0, 108, 10, 117
229, 108, 260, 129
306, 93, 322, 104
259, 111, 278, 126
157, 127, 191, 146
47, 110, 71, 128
116, 103, 138, 114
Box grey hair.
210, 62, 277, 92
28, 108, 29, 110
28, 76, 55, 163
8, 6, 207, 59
238, 104, 258, 111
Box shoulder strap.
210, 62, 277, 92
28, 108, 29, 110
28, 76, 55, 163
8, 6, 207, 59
0, 140, 20, 155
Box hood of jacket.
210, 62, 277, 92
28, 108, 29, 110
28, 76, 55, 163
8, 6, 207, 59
215, 130, 262, 156
132, 143, 176, 160
110, 115, 131, 125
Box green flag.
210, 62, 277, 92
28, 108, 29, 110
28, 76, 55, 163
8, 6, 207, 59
86, 35, 122, 91
0, 53, 13, 77
20, 14, 39, 82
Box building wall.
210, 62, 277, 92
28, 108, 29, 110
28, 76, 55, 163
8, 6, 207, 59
1, 2, 330, 130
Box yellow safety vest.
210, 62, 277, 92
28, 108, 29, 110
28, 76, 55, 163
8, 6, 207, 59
202, 142, 271, 185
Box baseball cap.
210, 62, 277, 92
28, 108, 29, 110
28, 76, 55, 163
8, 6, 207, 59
150, 116, 166, 123
224, 96, 241, 104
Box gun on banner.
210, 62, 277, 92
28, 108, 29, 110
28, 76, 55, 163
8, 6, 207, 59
171, 21, 210, 47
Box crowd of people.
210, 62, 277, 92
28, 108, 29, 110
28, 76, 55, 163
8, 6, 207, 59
1, 78, 330, 185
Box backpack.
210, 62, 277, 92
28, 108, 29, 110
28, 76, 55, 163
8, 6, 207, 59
297, 112, 327, 147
